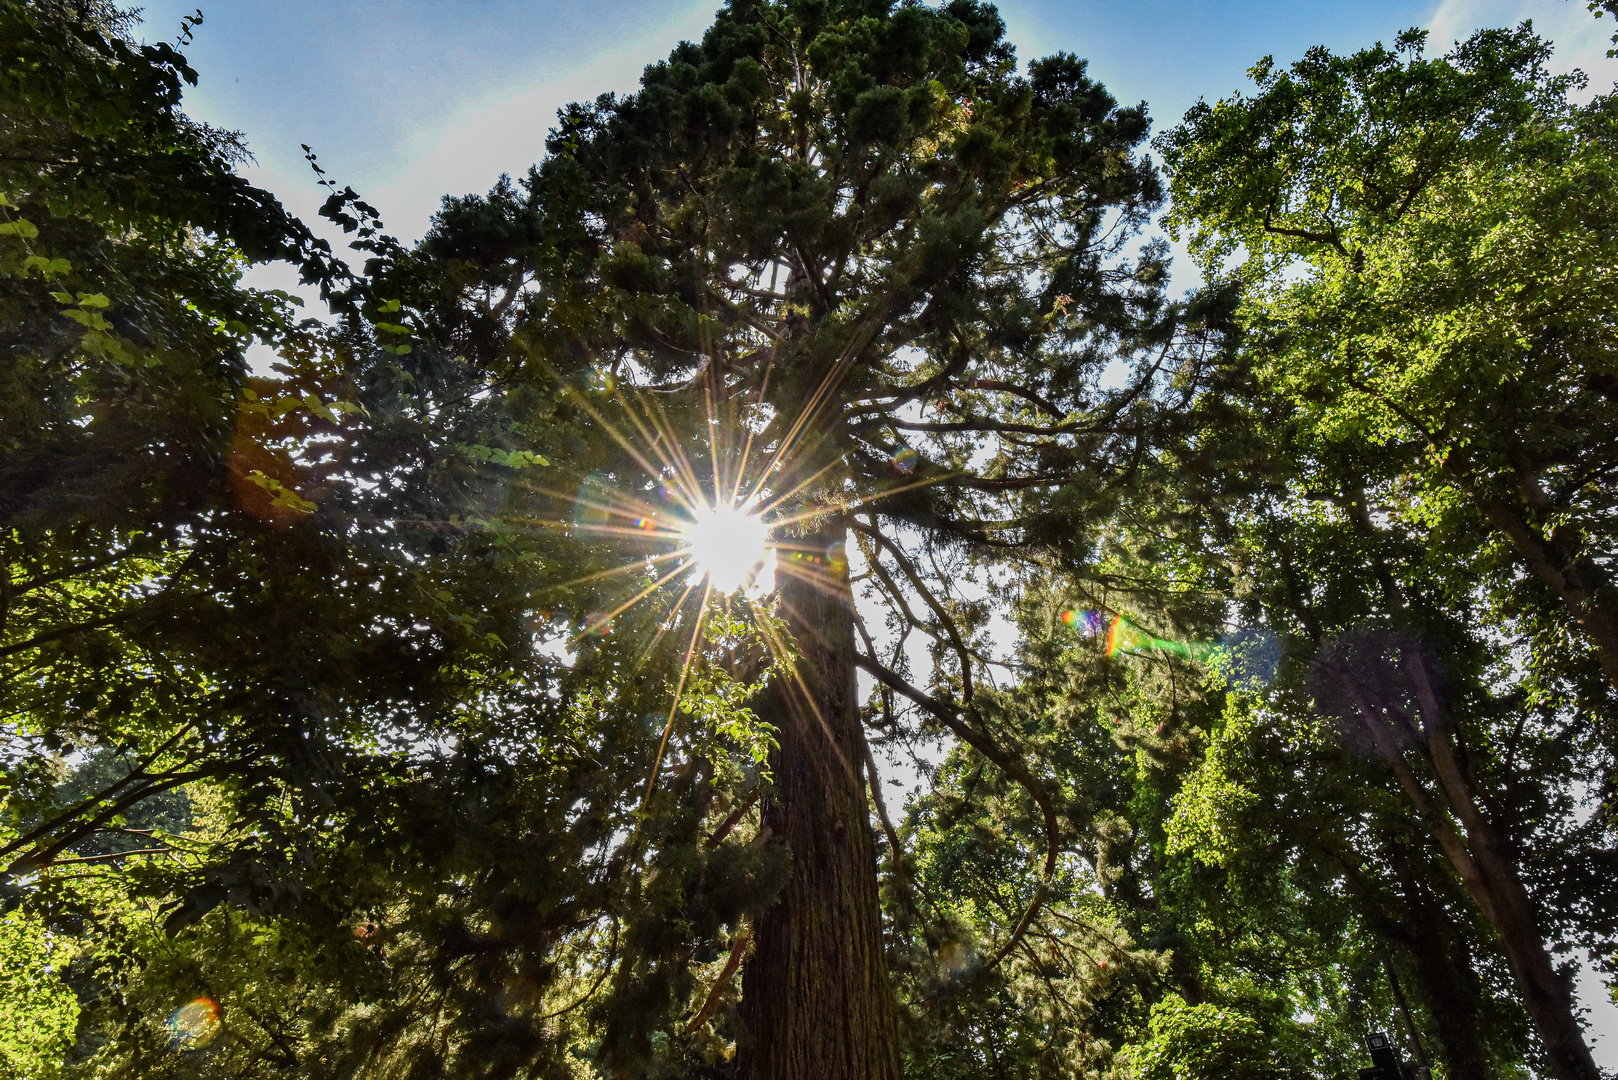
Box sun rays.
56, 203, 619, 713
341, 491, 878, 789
505, 349, 940, 815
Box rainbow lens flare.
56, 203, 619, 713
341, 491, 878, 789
1102, 615, 1216, 661
1105, 615, 1122, 655
1060, 609, 1108, 636
1068, 611, 1280, 684
166, 996, 221, 1049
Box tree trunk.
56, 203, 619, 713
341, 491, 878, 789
736, 519, 901, 1080
1388, 845, 1494, 1079
1410, 664, 1601, 1080
1343, 665, 1601, 1080
1462, 824, 1599, 1080
1403, 938, 1494, 1080
1470, 485, 1618, 699
1381, 956, 1434, 1073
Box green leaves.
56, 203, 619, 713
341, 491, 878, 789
0, 910, 79, 1079
458, 443, 549, 469
368, 298, 415, 354
1159, 25, 1572, 282
23, 255, 71, 279
243, 469, 317, 514
1163, 23, 1618, 703
1165, 699, 1263, 870
1119, 996, 1280, 1080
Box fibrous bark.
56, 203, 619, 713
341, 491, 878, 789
736, 519, 900, 1080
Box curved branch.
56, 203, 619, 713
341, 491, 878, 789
706, 793, 760, 848
951, 475, 1068, 492
846, 331, 976, 415
0, 612, 126, 657
4, 769, 215, 877
857, 719, 915, 915
852, 520, 974, 702
686, 925, 750, 1032
539, 921, 621, 1020
853, 653, 1058, 973
1260, 202, 1349, 257
854, 535, 947, 662
889, 417, 1080, 436
963, 379, 1069, 419
0, 716, 204, 864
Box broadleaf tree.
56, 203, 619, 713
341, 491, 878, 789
1158, 24, 1618, 1080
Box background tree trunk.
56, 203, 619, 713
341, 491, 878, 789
1389, 847, 1495, 1080
1347, 668, 1601, 1080
1467, 836, 1600, 1080
736, 519, 901, 1080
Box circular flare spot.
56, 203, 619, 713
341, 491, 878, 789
167, 997, 221, 1049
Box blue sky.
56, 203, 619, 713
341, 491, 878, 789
138, 0, 1617, 250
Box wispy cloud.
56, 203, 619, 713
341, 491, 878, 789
145, 1, 716, 247
1428, 0, 1617, 97
360, 4, 717, 240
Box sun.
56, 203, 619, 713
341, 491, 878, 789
683, 503, 771, 594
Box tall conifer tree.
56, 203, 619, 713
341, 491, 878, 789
399, 1, 1173, 1073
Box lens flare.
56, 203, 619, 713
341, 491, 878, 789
1060, 609, 1107, 636
1105, 615, 1216, 660
526, 357, 954, 822
1075, 611, 1280, 685
684, 504, 770, 593
166, 997, 221, 1050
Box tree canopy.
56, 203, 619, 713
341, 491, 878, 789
2, 3, 1616, 1080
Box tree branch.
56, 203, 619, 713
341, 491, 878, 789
853, 519, 975, 703
889, 417, 1080, 437
0, 612, 126, 657
853, 653, 1058, 972
0, 716, 202, 863
963, 379, 1068, 419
